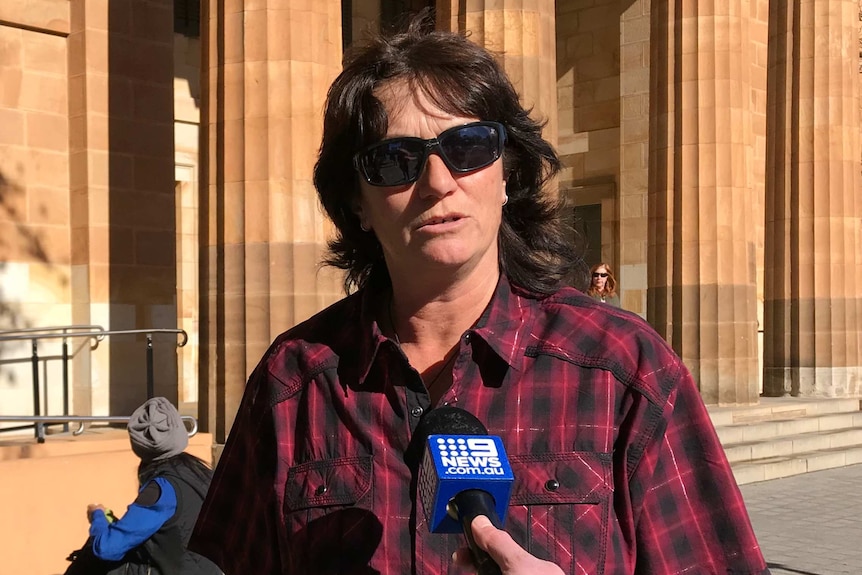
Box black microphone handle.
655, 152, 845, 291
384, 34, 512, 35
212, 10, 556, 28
451, 489, 504, 575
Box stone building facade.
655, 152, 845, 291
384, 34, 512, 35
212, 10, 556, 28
0, 1, 859, 442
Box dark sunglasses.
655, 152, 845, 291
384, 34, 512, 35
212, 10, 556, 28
353, 121, 507, 187
593, 272, 609, 278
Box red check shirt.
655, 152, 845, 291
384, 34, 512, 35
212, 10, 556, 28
190, 275, 769, 575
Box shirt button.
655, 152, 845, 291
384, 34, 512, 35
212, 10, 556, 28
315, 485, 328, 496
464, 333, 472, 342
411, 406, 424, 418
544, 479, 560, 492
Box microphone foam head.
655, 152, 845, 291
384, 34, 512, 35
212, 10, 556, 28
406, 406, 488, 471
416, 405, 488, 437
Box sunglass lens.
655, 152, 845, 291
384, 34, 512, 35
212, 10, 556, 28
439, 124, 501, 172
356, 122, 505, 186
593, 273, 608, 277
360, 140, 424, 186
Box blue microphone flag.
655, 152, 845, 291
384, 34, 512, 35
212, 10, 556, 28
418, 434, 515, 533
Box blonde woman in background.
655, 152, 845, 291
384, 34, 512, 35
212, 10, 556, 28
588, 262, 620, 307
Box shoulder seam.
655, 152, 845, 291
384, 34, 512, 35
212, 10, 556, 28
525, 344, 681, 407
269, 355, 339, 407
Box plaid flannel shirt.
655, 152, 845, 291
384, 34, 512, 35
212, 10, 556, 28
190, 275, 769, 575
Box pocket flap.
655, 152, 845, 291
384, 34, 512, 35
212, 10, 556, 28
508, 452, 612, 505
284, 455, 373, 511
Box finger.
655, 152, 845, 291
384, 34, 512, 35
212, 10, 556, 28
470, 516, 567, 575
451, 547, 473, 568
470, 515, 525, 568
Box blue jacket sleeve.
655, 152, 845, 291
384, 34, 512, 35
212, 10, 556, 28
89, 477, 178, 561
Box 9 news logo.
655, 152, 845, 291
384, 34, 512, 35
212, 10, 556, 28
435, 437, 506, 475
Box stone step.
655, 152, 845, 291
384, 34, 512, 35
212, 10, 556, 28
730, 445, 862, 485
708, 397, 862, 428
723, 426, 862, 464
715, 411, 862, 445
709, 397, 862, 485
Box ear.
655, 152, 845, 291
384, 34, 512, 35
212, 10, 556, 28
351, 200, 371, 232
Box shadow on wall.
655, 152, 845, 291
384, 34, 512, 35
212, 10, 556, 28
0, 167, 66, 388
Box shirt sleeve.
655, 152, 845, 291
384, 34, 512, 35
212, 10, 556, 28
89, 477, 177, 561
630, 365, 770, 575
188, 364, 283, 575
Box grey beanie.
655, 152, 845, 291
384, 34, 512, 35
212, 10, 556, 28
128, 397, 188, 462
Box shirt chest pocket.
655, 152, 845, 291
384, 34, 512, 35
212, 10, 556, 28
506, 452, 613, 575
282, 455, 380, 573
284, 455, 373, 512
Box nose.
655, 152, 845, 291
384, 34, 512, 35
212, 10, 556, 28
417, 152, 457, 199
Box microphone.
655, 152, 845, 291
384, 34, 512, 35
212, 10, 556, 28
416, 407, 514, 575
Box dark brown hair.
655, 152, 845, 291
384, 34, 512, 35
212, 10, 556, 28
313, 12, 586, 294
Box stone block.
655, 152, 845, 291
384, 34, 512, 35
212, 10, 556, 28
0, 0, 70, 36
806, 451, 848, 473
762, 457, 807, 481
732, 464, 765, 485
25, 112, 68, 152
750, 438, 794, 461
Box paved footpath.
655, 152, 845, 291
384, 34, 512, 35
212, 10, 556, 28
739, 464, 862, 575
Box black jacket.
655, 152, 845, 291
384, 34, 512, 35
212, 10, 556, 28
65, 460, 221, 575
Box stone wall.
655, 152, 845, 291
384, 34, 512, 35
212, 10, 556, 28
0, 1, 74, 422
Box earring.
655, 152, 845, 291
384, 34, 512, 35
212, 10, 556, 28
360, 221, 371, 232
502, 194, 509, 207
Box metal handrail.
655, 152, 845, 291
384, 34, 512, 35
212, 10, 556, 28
0, 353, 70, 366
0, 324, 106, 337
0, 415, 198, 438
0, 327, 189, 441
0, 328, 186, 346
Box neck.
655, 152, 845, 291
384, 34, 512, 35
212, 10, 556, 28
392, 270, 498, 338
386, 266, 499, 375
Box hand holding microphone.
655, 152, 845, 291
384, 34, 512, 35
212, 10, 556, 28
415, 406, 566, 575
453, 515, 565, 575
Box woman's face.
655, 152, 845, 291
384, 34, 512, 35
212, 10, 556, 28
592, 266, 609, 290
354, 81, 507, 284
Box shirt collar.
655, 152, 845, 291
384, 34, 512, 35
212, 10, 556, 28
355, 284, 390, 386
354, 273, 537, 385
471, 274, 536, 372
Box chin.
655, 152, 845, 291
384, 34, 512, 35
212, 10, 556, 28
422, 253, 471, 268
415, 236, 497, 271
418, 242, 469, 262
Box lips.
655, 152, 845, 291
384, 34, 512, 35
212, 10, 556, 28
417, 214, 463, 229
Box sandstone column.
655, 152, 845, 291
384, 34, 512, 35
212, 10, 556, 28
648, 1, 760, 404
437, 0, 558, 146
200, 0, 344, 441
69, 0, 178, 415
750, 0, 770, 390
619, 0, 651, 316
69, 0, 108, 416
106, 0, 179, 412
763, 0, 862, 397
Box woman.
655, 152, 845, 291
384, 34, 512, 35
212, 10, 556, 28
75, 397, 220, 575
191, 13, 768, 575
587, 262, 620, 307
